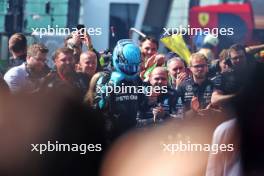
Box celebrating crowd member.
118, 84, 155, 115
136, 66, 177, 127
209, 49, 230, 87
140, 36, 158, 61
167, 55, 189, 90
139, 36, 165, 80
4, 43, 49, 93
1, 24, 264, 176
77, 51, 98, 82
40, 47, 88, 98
177, 52, 214, 114
211, 44, 253, 106
84, 72, 107, 109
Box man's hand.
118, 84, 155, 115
154, 54, 165, 66
153, 105, 165, 122
83, 32, 93, 50
176, 72, 188, 87
196, 103, 211, 116
196, 103, 222, 117
71, 31, 82, 44
191, 96, 200, 112
145, 54, 165, 68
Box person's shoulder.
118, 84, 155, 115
205, 77, 215, 86
179, 77, 192, 88
165, 87, 177, 101
254, 62, 264, 72
40, 71, 58, 86
4, 63, 26, 78
142, 81, 151, 87
213, 119, 237, 143
75, 72, 89, 81
221, 69, 234, 77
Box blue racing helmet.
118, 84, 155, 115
112, 39, 141, 77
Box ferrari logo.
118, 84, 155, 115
198, 12, 209, 27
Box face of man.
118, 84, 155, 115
219, 59, 229, 73
190, 57, 208, 80
140, 39, 158, 60
55, 52, 75, 78
27, 52, 47, 74
167, 59, 185, 79
229, 49, 246, 69
79, 52, 97, 76
149, 68, 168, 87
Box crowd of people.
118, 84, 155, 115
0, 30, 264, 176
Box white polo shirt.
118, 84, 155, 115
4, 63, 37, 93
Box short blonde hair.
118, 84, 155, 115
189, 52, 207, 66
27, 43, 48, 57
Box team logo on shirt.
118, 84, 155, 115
186, 85, 193, 92
205, 85, 211, 92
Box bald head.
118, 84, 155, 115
79, 51, 97, 76
149, 67, 168, 86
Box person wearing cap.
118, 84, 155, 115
198, 34, 219, 63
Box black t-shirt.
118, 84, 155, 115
214, 56, 257, 95
136, 85, 177, 123
214, 70, 241, 94
40, 71, 89, 100
177, 77, 214, 111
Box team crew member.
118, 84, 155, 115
140, 36, 158, 62
177, 53, 214, 113
211, 44, 254, 106
136, 67, 177, 127
139, 36, 166, 80
166, 55, 189, 90
40, 47, 88, 98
